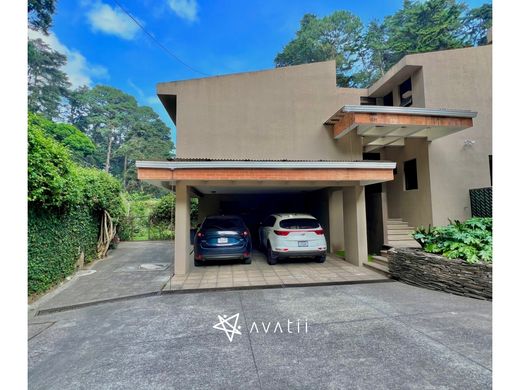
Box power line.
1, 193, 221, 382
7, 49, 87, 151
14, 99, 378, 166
112, 0, 210, 77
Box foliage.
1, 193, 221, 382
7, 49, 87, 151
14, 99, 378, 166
28, 119, 80, 208
28, 113, 95, 161
28, 205, 99, 295
413, 217, 492, 263
28, 0, 57, 34
275, 11, 363, 87
28, 39, 71, 119
383, 0, 466, 68
461, 3, 492, 46
149, 193, 175, 226
69, 86, 174, 189
275, 0, 492, 87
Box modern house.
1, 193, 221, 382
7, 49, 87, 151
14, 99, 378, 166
137, 43, 491, 276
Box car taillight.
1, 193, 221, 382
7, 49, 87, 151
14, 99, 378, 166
314, 229, 324, 235
274, 230, 290, 236
197, 232, 204, 238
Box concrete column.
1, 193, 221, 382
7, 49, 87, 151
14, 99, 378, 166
342, 186, 368, 267
174, 182, 192, 276
328, 189, 344, 254
381, 183, 389, 245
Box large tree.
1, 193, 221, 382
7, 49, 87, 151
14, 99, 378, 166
28, 38, 71, 119
383, 0, 466, 68
461, 3, 492, 46
69, 86, 174, 189
275, 11, 364, 87
28, 0, 57, 34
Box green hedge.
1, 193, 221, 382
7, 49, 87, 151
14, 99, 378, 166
28, 206, 100, 295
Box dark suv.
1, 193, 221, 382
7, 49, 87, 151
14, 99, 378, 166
193, 215, 252, 266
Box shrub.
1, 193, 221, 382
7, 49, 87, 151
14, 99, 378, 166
28, 206, 99, 295
413, 217, 492, 263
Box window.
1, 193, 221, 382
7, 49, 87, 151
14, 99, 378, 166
279, 218, 320, 229
404, 159, 418, 190
383, 91, 393, 106
399, 78, 413, 107
489, 155, 492, 185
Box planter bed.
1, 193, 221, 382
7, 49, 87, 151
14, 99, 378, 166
388, 248, 492, 300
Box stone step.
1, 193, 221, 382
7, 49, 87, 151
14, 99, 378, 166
387, 225, 415, 230
387, 233, 414, 241
388, 240, 422, 248
387, 218, 402, 221
371, 255, 388, 266
380, 249, 389, 258
363, 261, 390, 276
387, 220, 408, 226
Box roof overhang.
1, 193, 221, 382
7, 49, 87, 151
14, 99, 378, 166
136, 160, 396, 191
325, 105, 477, 152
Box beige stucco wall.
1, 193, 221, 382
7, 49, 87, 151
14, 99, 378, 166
408, 46, 492, 225
382, 138, 433, 228
157, 61, 366, 161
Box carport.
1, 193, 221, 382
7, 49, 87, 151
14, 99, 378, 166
137, 159, 396, 276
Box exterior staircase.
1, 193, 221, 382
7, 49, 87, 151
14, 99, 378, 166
362, 218, 420, 276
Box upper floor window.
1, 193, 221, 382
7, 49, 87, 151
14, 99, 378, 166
404, 158, 418, 190
399, 78, 413, 107
383, 91, 393, 106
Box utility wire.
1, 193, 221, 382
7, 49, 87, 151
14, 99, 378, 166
112, 0, 210, 77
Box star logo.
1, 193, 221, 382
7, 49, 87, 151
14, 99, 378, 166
213, 313, 242, 342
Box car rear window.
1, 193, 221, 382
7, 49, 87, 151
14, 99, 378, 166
202, 218, 245, 230
279, 218, 319, 229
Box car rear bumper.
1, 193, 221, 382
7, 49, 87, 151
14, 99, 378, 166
273, 250, 327, 258
195, 245, 251, 261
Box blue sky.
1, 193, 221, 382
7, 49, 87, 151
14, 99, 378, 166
33, 0, 489, 142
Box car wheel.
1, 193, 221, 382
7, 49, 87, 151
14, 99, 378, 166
315, 255, 326, 263
266, 243, 278, 265
244, 257, 252, 265
194, 259, 204, 267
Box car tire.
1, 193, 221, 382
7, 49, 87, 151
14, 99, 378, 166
244, 257, 252, 264
194, 259, 204, 267
315, 255, 326, 263
266, 243, 278, 265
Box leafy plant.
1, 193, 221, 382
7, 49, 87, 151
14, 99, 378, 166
413, 217, 492, 263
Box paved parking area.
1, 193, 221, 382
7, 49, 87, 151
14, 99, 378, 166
29, 282, 492, 389
163, 250, 387, 291
30, 241, 173, 315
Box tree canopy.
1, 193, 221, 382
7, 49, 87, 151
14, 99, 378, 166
28, 0, 57, 34
275, 0, 492, 87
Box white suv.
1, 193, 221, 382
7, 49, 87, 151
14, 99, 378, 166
258, 213, 327, 265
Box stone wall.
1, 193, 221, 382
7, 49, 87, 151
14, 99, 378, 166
388, 248, 492, 300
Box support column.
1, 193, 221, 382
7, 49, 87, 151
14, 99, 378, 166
328, 189, 344, 254
381, 183, 389, 245
174, 182, 191, 276
342, 185, 368, 267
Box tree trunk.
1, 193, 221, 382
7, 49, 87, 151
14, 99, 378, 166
123, 154, 128, 189
105, 135, 113, 173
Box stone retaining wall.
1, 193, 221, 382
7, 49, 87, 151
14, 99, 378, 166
388, 248, 492, 300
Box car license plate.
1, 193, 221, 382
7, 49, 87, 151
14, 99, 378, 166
298, 241, 308, 247
217, 237, 228, 244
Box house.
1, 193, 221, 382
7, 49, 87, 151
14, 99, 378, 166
137, 43, 491, 276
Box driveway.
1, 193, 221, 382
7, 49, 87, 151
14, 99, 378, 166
29, 282, 491, 389
31, 241, 173, 315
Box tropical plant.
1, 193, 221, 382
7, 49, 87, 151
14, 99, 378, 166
413, 217, 492, 263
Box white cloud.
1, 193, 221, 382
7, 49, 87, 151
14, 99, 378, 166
168, 0, 198, 22
29, 29, 109, 88
87, 2, 140, 40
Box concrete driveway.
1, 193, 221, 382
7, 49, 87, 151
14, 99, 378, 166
31, 241, 173, 315
29, 282, 491, 389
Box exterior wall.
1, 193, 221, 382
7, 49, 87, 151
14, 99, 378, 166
157, 61, 366, 161
382, 138, 433, 228
409, 46, 492, 225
